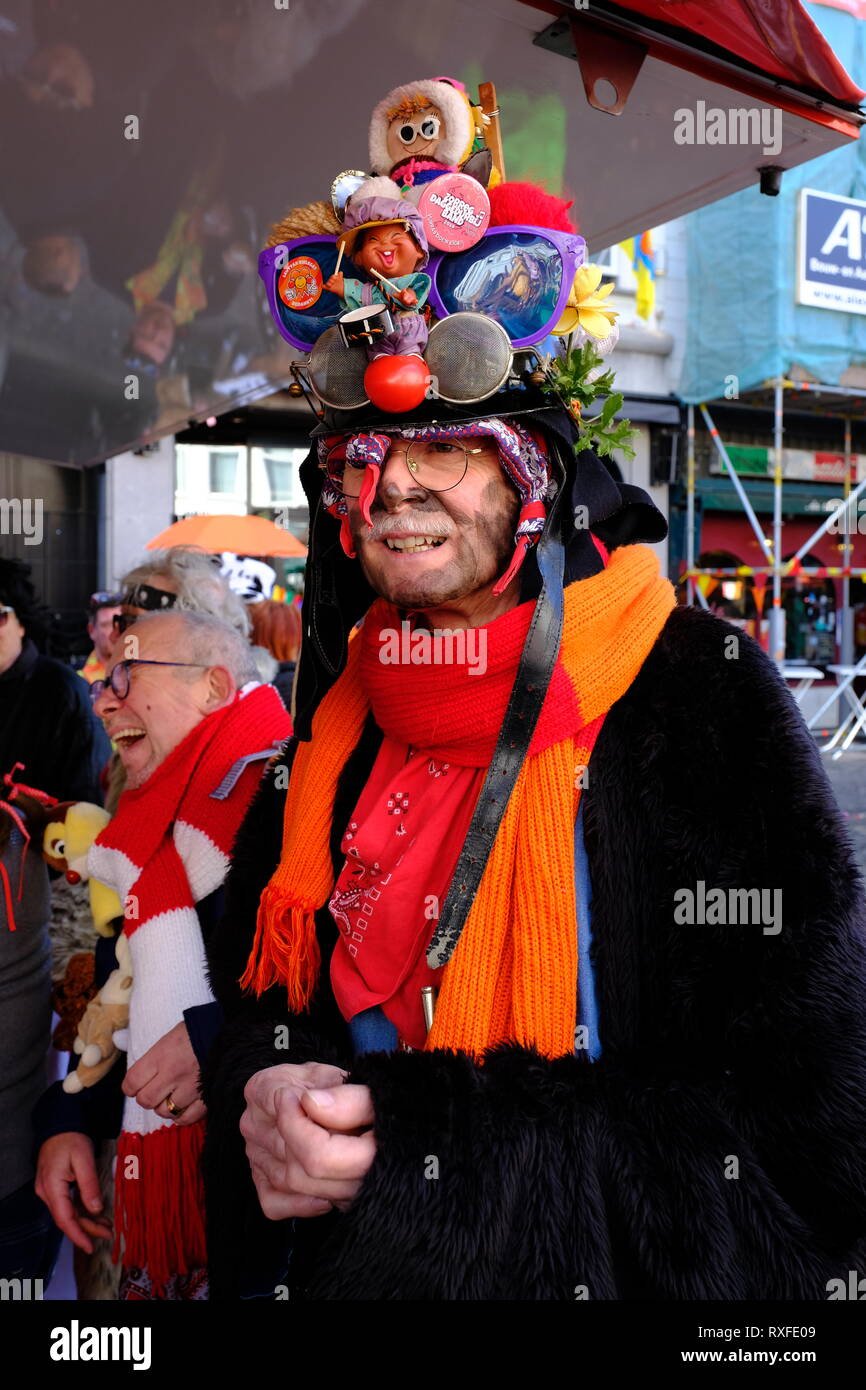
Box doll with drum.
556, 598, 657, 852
324, 197, 432, 361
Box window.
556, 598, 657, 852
262, 455, 294, 504
599, 244, 638, 294
593, 245, 618, 277
251, 447, 307, 507
783, 555, 836, 664
175, 447, 191, 495
209, 450, 240, 495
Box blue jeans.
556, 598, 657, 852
0, 1181, 62, 1284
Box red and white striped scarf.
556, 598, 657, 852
88, 682, 291, 1293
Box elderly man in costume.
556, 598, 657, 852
35, 610, 290, 1299
202, 378, 866, 1297
202, 69, 866, 1294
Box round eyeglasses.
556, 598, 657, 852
89, 658, 209, 704
325, 439, 482, 497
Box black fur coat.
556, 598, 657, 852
201, 605, 866, 1300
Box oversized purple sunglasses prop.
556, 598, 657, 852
426, 225, 585, 348
258, 236, 345, 354
259, 225, 586, 353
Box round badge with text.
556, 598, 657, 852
418, 172, 491, 252
277, 256, 323, 310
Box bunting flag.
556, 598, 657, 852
619, 231, 656, 320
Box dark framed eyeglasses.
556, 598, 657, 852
323, 439, 483, 497
89, 658, 209, 704
0, 605, 16, 628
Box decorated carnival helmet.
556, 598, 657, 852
257, 90, 664, 737
291, 385, 667, 739
258, 79, 669, 959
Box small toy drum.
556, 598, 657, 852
338, 302, 394, 348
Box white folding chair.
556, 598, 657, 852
782, 666, 824, 708
807, 651, 866, 759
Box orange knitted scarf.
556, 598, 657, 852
241, 544, 675, 1059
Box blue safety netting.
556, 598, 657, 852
679, 3, 866, 403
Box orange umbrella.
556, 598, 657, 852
146, 514, 307, 558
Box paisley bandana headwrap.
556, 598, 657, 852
318, 418, 551, 594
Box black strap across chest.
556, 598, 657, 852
426, 528, 566, 969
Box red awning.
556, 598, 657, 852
699, 516, 866, 571
612, 0, 864, 104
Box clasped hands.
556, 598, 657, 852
241, 1063, 376, 1219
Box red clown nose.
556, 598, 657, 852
364, 355, 430, 413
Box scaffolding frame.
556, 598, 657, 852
684, 376, 866, 666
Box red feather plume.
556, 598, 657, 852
488, 182, 578, 232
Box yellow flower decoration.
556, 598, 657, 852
553, 263, 618, 339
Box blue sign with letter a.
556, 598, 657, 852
798, 188, 866, 315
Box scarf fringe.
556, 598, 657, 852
240, 884, 322, 1009
114, 1123, 207, 1295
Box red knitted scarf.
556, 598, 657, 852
359, 600, 583, 766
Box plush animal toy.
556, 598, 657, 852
62, 933, 133, 1093
40, 799, 132, 1091
42, 801, 122, 935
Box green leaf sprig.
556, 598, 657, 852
542, 341, 637, 460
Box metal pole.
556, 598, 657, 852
699, 404, 773, 564
779, 379, 866, 398
771, 376, 784, 664
787, 474, 866, 565
842, 418, 854, 666
684, 566, 866, 578
686, 404, 695, 607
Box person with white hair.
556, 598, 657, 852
34, 609, 290, 1300
116, 547, 286, 702
115, 547, 251, 639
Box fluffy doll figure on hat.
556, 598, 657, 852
325, 196, 432, 361
363, 76, 491, 204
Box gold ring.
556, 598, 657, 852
164, 1093, 185, 1118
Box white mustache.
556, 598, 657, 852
368, 514, 453, 541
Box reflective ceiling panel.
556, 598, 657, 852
0, 0, 858, 465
